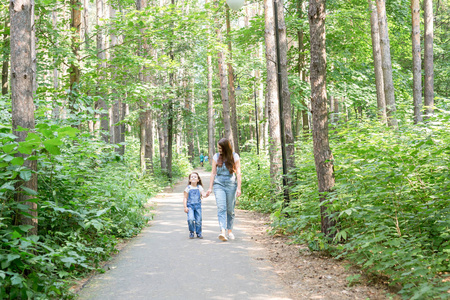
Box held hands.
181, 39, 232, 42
184, 206, 189, 213
205, 189, 212, 197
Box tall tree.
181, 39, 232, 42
215, 1, 233, 145
1, 18, 9, 95
368, 0, 387, 123
376, 0, 398, 127
69, 0, 81, 114
424, 0, 434, 117
264, 0, 282, 185
411, 0, 423, 123
308, 0, 335, 237
207, 51, 215, 164
226, 7, 239, 153
10, 0, 38, 235
296, 0, 309, 139
96, 0, 109, 140
276, 0, 295, 182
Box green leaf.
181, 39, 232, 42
21, 186, 37, 195
43, 143, 61, 155
19, 170, 32, 181
10, 157, 24, 166
2, 143, 16, 153
11, 230, 22, 239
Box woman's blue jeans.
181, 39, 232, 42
187, 203, 202, 234
214, 181, 237, 231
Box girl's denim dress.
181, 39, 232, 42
213, 155, 238, 231
186, 186, 202, 235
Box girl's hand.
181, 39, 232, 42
184, 207, 189, 213
236, 188, 241, 198
206, 189, 212, 197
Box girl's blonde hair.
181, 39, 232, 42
188, 172, 203, 186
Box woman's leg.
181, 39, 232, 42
214, 184, 227, 232
225, 183, 238, 231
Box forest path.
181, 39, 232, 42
76, 169, 292, 300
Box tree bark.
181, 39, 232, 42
11, 0, 38, 235
376, 0, 398, 127
411, 0, 423, 124
69, 0, 81, 114
297, 0, 309, 139
277, 0, 295, 177
308, 0, 336, 237
158, 110, 167, 173
368, 0, 387, 123
264, 0, 282, 185
424, 0, 434, 117
110, 6, 122, 148
96, 0, 109, 140
226, 7, 239, 154
2, 18, 9, 95
215, 0, 233, 145
207, 54, 215, 164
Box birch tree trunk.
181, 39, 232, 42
424, 0, 434, 117
308, 0, 336, 237
226, 7, 239, 153
11, 0, 38, 235
368, 0, 387, 123
277, 0, 295, 176
376, 0, 398, 127
207, 54, 215, 164
264, 0, 282, 185
411, 0, 423, 123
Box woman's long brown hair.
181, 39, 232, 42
217, 138, 236, 174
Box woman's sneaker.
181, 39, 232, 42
189, 232, 195, 239
228, 232, 235, 240
218, 233, 228, 241
197, 234, 203, 239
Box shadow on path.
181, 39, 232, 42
77, 169, 292, 300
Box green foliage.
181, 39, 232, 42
0, 122, 185, 298
240, 110, 450, 299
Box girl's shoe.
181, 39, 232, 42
218, 233, 228, 241
228, 232, 235, 240
197, 234, 203, 239
189, 233, 195, 239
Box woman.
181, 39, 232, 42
206, 138, 242, 241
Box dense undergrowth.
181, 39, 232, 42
239, 112, 450, 299
0, 119, 190, 298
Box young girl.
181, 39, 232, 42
183, 172, 208, 239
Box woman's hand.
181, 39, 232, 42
206, 189, 212, 197
236, 188, 241, 198
184, 207, 189, 213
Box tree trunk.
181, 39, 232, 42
184, 75, 195, 163
308, 0, 336, 238
2, 18, 9, 95
411, 0, 423, 124
297, 0, 310, 139
119, 100, 126, 155
96, 0, 108, 140
424, 0, 434, 117
226, 7, 239, 154
69, 0, 81, 114
207, 55, 215, 164
11, 0, 38, 235
215, 1, 233, 145
139, 105, 146, 172
82, 0, 90, 48
333, 95, 339, 124
110, 6, 122, 148
376, 0, 398, 127
264, 0, 282, 186
368, 0, 387, 123
158, 110, 167, 173
277, 0, 295, 178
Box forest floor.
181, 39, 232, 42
74, 169, 399, 300
236, 209, 400, 299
